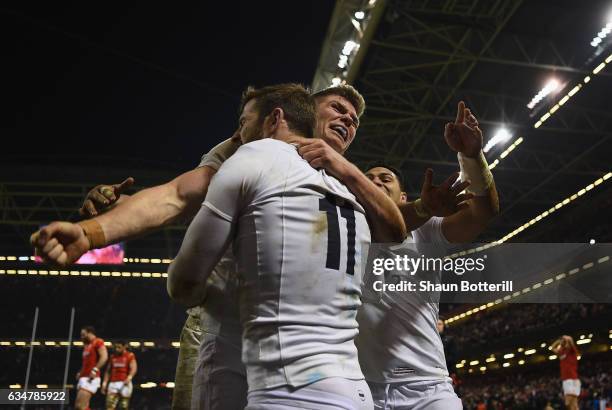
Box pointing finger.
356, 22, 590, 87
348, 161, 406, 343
455, 101, 465, 124
423, 168, 433, 189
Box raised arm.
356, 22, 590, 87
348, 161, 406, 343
441, 101, 499, 243
298, 139, 406, 242
550, 337, 564, 354
31, 137, 240, 266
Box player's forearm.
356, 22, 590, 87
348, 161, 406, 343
96, 350, 108, 370
93, 183, 184, 244
129, 362, 137, 379
89, 167, 215, 246
341, 163, 407, 242
442, 153, 499, 243
398, 201, 431, 232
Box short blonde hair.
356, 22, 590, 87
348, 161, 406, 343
312, 84, 366, 118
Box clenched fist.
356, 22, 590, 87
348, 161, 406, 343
30, 222, 90, 267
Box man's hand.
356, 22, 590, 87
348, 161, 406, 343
298, 139, 352, 180
79, 177, 135, 217
101, 382, 107, 395
30, 222, 90, 266
444, 101, 483, 158
89, 368, 98, 379
420, 169, 473, 217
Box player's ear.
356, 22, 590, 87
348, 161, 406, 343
400, 192, 408, 203
270, 107, 284, 131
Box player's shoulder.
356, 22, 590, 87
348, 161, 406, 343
127, 351, 135, 360
94, 337, 105, 347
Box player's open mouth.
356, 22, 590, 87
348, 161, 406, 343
330, 125, 348, 142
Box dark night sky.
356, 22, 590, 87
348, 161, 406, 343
2, 3, 335, 169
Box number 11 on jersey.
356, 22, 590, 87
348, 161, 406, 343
319, 194, 356, 275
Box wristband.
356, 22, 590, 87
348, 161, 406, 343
413, 198, 431, 219
77, 220, 106, 250
199, 138, 240, 171
458, 151, 493, 196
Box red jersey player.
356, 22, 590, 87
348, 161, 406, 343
552, 335, 580, 410
76, 326, 108, 410
102, 340, 138, 409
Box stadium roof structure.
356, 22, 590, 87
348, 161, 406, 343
313, 0, 612, 242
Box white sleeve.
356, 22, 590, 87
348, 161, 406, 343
202, 145, 261, 222
168, 148, 260, 306
167, 205, 234, 307
413, 216, 451, 246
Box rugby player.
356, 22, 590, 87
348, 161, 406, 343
102, 340, 137, 410
31, 83, 408, 409
168, 83, 376, 408
76, 326, 108, 410
551, 335, 581, 410
354, 101, 499, 409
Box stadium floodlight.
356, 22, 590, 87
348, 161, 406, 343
548, 355, 557, 360
502, 362, 510, 368
36, 384, 48, 389
479, 366, 486, 371
484, 128, 511, 153
166, 382, 175, 388
172, 342, 181, 348
527, 79, 560, 109
524, 349, 536, 355
469, 360, 479, 366
342, 40, 358, 56
354, 11, 365, 20
518, 360, 525, 365
576, 338, 591, 345
503, 353, 515, 359
9, 384, 21, 389
591, 18, 612, 47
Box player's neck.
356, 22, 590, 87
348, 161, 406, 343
272, 131, 310, 146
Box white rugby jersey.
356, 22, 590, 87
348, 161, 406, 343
200, 138, 371, 391
356, 217, 450, 383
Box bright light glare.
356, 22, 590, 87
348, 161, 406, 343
354, 11, 365, 20
342, 41, 358, 56
484, 128, 511, 153
331, 77, 342, 86
527, 79, 560, 109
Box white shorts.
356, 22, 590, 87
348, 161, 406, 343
368, 379, 463, 410
108, 380, 133, 397
246, 377, 373, 410
191, 333, 247, 410
562, 378, 581, 397
77, 376, 101, 394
